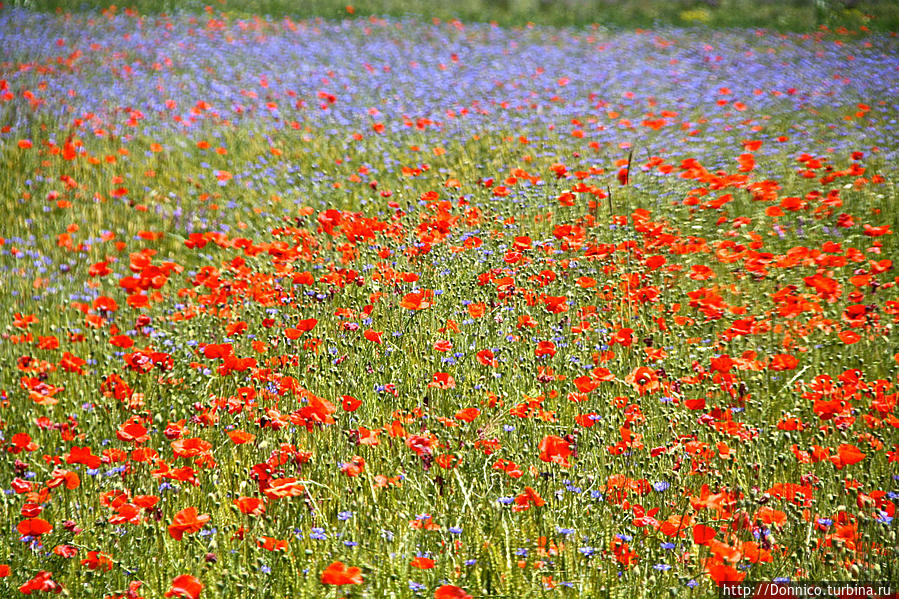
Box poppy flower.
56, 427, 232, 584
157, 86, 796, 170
838, 331, 861, 344
9, 433, 38, 454
538, 435, 572, 467
340, 456, 365, 477
233, 497, 265, 516
116, 417, 149, 443
410, 556, 435, 569
467, 302, 486, 318
406, 435, 434, 457
320, 561, 363, 585
535, 341, 556, 358
263, 478, 305, 499
435, 586, 472, 599
863, 224, 891, 237
257, 536, 288, 551
435, 454, 460, 469
454, 407, 480, 422
685, 397, 706, 411
705, 558, 745, 585
168, 507, 210, 540
17, 517, 52, 537
692, 524, 717, 545
476, 349, 497, 367
171, 438, 213, 458
836, 444, 866, 467
513, 486, 545, 512
768, 354, 798, 371
517, 314, 538, 328
18, 571, 61, 595
81, 551, 114, 571
110, 334, 135, 348
401, 290, 433, 310
296, 318, 318, 332
624, 366, 661, 395
610, 328, 634, 346
754, 507, 787, 527
227, 430, 256, 444
165, 575, 203, 599
133, 495, 160, 509
409, 515, 440, 530
53, 545, 78, 559
341, 395, 361, 411
428, 372, 456, 389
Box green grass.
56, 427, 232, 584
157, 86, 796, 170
1, 113, 896, 596
7, 0, 899, 31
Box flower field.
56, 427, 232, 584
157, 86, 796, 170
0, 4, 897, 598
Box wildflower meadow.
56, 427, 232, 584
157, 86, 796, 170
0, 1, 897, 597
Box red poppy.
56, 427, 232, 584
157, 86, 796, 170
233, 496, 266, 516
433, 339, 453, 352
513, 486, 545, 512
341, 395, 361, 411
435, 585, 472, 599
81, 551, 114, 571
538, 435, 572, 467
535, 341, 556, 358
17, 517, 52, 537
296, 318, 318, 332
171, 437, 213, 459
435, 454, 460, 469
768, 354, 798, 371
705, 558, 745, 585
257, 536, 288, 551
476, 349, 497, 367
624, 366, 661, 395
692, 524, 717, 545
168, 507, 210, 540
428, 372, 456, 389
573, 375, 599, 394
838, 331, 861, 344
18, 571, 61, 595
133, 495, 160, 509
227, 430, 256, 444
53, 545, 77, 558
454, 407, 480, 422
165, 575, 203, 599
110, 334, 135, 348
263, 478, 305, 499
863, 224, 891, 237
610, 328, 634, 346
340, 456, 365, 477
116, 417, 149, 443
836, 444, 866, 467
410, 556, 435, 569
517, 315, 538, 328
320, 561, 363, 585
684, 397, 706, 410
401, 290, 433, 310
